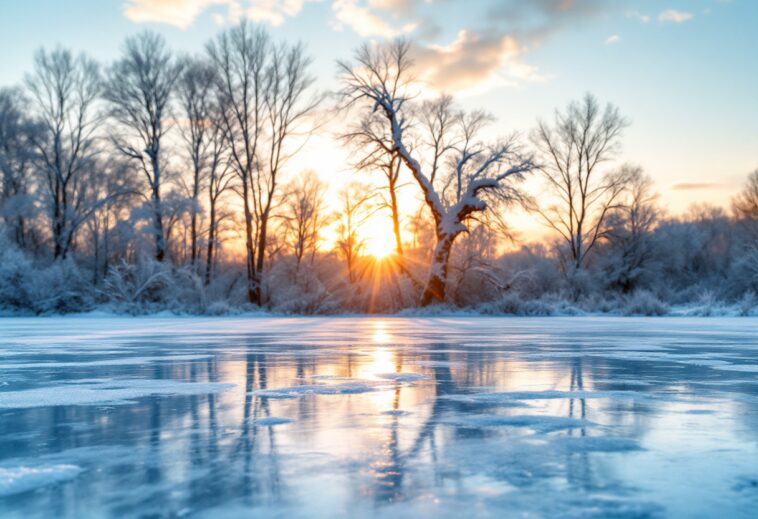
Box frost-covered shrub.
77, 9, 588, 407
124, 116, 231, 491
675, 290, 736, 317
0, 236, 35, 311
478, 293, 555, 316
622, 290, 669, 316
576, 293, 622, 314
737, 291, 757, 317
27, 259, 93, 313
725, 247, 758, 298
398, 303, 476, 317
204, 300, 228, 315
693, 290, 718, 317
101, 260, 173, 313
266, 260, 340, 314
0, 235, 93, 314
495, 246, 564, 299
269, 278, 339, 314
101, 259, 212, 314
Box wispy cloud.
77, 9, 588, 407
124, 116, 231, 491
671, 182, 720, 191
413, 31, 545, 93
658, 9, 694, 23
123, 0, 223, 29
488, 0, 609, 42
626, 11, 651, 23
120, 0, 628, 92
245, 0, 308, 26
605, 34, 620, 44
331, 0, 417, 38
123, 0, 311, 28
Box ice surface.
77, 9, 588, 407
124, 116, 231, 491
445, 413, 594, 431
381, 410, 411, 416
375, 372, 427, 382
0, 465, 83, 497
443, 389, 649, 404
252, 382, 381, 398
253, 417, 293, 426
1, 316, 757, 519
0, 354, 211, 370
0, 379, 234, 409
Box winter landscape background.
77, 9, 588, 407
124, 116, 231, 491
1, 1, 757, 316
2, 3, 758, 517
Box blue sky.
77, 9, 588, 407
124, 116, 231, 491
1, 0, 756, 215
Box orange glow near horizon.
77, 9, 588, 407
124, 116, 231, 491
362, 219, 399, 259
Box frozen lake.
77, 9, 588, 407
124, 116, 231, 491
1, 316, 758, 518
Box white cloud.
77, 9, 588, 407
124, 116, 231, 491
122, 0, 568, 93
245, 0, 306, 26
123, 0, 311, 28
626, 11, 651, 23
123, 0, 223, 28
658, 9, 693, 23
413, 31, 544, 93
331, 0, 417, 37
605, 34, 620, 44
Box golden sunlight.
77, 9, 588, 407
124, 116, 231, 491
362, 220, 398, 259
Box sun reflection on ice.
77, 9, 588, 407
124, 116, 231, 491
370, 321, 392, 345
356, 326, 405, 410
365, 348, 396, 378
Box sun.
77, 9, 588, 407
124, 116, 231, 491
363, 221, 397, 259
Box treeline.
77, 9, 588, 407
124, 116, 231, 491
0, 25, 757, 315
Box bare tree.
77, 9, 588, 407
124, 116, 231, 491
207, 21, 268, 303
341, 110, 406, 260
336, 182, 376, 284
176, 56, 217, 267
338, 40, 533, 305
0, 88, 38, 248
84, 158, 140, 284
604, 166, 660, 292
531, 93, 630, 275
282, 170, 330, 270
205, 114, 234, 285
26, 48, 102, 259
733, 170, 758, 220
104, 31, 182, 262
733, 169, 758, 247
255, 40, 320, 300
208, 22, 319, 304
418, 95, 457, 185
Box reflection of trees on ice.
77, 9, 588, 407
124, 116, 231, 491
6, 318, 756, 518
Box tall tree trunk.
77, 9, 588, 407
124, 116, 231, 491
151, 155, 166, 262
388, 176, 403, 258
190, 164, 200, 266
53, 184, 64, 259
254, 204, 271, 304
153, 191, 165, 262
420, 233, 456, 306
241, 176, 258, 304
103, 212, 110, 281
190, 206, 198, 265
205, 199, 216, 285
92, 223, 100, 285
16, 215, 26, 249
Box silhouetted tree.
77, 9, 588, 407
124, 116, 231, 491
339, 40, 533, 305
105, 31, 182, 261
26, 48, 102, 258
531, 94, 630, 277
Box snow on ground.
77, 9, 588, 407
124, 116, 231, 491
1, 316, 758, 518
